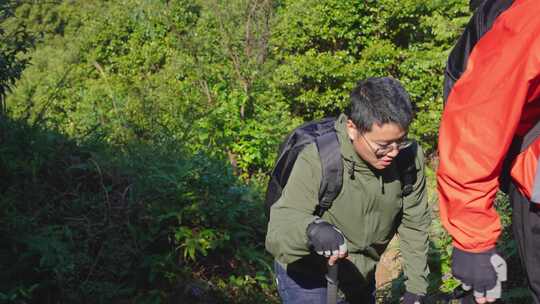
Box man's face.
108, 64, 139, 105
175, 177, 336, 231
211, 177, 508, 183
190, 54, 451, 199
346, 119, 407, 170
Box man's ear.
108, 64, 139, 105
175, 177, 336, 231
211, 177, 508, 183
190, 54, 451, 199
345, 119, 357, 140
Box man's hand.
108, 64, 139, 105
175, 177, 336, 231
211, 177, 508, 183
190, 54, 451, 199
452, 247, 507, 303
402, 292, 424, 304
306, 218, 347, 264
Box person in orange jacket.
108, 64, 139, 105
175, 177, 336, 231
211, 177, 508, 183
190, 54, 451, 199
438, 0, 540, 303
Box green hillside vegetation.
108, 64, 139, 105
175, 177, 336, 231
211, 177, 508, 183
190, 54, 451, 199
0, 0, 529, 303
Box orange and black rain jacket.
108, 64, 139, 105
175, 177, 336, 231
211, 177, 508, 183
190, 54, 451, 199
437, 0, 540, 253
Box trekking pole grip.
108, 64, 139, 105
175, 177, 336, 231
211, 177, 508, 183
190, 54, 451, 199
326, 262, 339, 304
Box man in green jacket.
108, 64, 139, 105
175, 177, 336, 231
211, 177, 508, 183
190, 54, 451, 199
266, 77, 430, 304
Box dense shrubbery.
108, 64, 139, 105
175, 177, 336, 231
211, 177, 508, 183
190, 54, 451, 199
0, 0, 528, 303
0, 117, 275, 303
5, 0, 472, 172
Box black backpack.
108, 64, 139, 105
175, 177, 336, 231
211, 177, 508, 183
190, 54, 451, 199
500, 121, 540, 193
264, 117, 417, 219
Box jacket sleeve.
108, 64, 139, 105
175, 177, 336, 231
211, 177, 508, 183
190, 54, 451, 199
265, 144, 321, 264
437, 5, 540, 252
398, 145, 431, 295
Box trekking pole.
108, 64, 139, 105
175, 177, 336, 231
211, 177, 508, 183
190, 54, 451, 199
326, 262, 339, 304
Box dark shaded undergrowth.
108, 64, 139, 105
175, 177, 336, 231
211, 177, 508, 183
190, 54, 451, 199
0, 117, 277, 303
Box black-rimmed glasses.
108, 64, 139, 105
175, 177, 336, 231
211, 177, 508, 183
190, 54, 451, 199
359, 133, 413, 157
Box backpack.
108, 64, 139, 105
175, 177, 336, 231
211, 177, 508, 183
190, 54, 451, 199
500, 120, 540, 193
264, 117, 417, 219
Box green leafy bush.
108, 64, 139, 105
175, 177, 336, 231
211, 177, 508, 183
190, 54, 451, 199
0, 0, 528, 303
0, 117, 275, 303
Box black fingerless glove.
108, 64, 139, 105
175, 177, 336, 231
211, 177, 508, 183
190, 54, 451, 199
306, 218, 346, 257
452, 247, 498, 291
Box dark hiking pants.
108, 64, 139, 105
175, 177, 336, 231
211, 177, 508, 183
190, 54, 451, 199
510, 183, 540, 304
274, 260, 376, 304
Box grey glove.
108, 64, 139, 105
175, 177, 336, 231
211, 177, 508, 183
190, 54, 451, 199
306, 218, 347, 257
452, 247, 507, 300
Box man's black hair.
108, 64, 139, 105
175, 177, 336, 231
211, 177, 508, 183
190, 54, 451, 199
346, 77, 413, 133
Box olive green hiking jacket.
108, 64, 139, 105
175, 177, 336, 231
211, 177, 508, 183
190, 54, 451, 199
265, 114, 430, 295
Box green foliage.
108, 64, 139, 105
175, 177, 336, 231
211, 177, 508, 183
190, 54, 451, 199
4, 0, 471, 174
0, 116, 275, 303
1, 0, 527, 303
0, 1, 33, 107
271, 0, 472, 153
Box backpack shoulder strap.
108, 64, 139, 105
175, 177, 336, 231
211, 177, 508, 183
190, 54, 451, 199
313, 131, 343, 217
521, 120, 540, 153
264, 118, 339, 220
500, 120, 540, 193
396, 142, 418, 197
